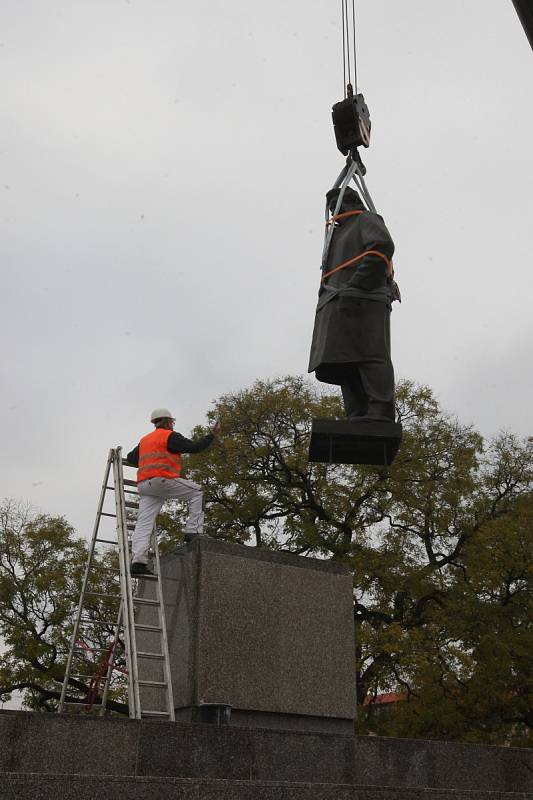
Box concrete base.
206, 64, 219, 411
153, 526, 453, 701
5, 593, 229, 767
138, 537, 356, 732
0, 711, 532, 798
174, 706, 354, 734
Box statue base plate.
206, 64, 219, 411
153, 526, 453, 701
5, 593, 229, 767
308, 418, 402, 466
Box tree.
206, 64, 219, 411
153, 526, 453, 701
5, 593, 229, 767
356, 417, 533, 745
0, 500, 127, 713
390, 491, 533, 745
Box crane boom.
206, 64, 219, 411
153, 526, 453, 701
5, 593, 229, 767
511, 0, 533, 49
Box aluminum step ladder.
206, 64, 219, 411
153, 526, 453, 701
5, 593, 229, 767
58, 447, 175, 719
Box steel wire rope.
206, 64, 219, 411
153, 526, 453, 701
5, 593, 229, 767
342, 0, 352, 91
341, 0, 347, 96
341, 0, 358, 93
351, 0, 357, 94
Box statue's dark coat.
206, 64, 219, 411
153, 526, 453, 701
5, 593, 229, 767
308, 199, 395, 385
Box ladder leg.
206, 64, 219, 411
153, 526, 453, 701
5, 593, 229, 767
113, 446, 141, 719
99, 601, 124, 716
58, 451, 114, 713
152, 528, 175, 721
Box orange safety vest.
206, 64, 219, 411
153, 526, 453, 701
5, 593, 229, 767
137, 428, 182, 483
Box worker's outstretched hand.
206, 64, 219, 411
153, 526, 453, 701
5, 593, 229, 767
211, 420, 221, 436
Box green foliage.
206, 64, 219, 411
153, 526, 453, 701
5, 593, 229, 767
0, 501, 86, 709
0, 501, 127, 712
359, 410, 533, 746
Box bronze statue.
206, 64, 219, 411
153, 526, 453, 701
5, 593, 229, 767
308, 186, 400, 423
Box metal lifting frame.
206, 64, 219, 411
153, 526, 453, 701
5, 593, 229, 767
58, 448, 175, 720
321, 151, 377, 272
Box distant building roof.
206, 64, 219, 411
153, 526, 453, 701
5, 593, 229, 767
363, 692, 406, 706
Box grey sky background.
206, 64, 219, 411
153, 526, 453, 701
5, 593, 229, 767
1, 1, 532, 537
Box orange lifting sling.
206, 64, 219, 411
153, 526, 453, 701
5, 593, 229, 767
321, 210, 393, 282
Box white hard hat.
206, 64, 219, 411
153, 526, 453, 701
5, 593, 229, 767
150, 408, 174, 422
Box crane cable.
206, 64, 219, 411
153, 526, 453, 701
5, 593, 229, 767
322, 3, 377, 269
341, 0, 358, 96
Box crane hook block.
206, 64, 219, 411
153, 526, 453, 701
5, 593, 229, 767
332, 92, 371, 156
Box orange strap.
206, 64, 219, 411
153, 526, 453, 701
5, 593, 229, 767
321, 249, 393, 282
325, 210, 364, 225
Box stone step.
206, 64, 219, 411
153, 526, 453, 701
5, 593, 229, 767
0, 774, 531, 800
1, 711, 532, 794
0, 713, 356, 786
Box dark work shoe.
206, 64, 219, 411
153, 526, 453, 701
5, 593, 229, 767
130, 562, 154, 576
184, 533, 213, 544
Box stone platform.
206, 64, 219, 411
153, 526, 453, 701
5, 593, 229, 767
137, 537, 356, 732
0, 711, 532, 799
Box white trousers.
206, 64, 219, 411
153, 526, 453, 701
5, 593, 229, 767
131, 476, 204, 564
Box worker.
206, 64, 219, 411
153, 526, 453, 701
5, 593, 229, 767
308, 186, 400, 421
127, 408, 219, 576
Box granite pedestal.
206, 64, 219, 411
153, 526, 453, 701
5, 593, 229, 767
137, 537, 356, 732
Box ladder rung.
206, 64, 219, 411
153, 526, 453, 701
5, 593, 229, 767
69, 674, 104, 681
134, 623, 162, 632
97, 566, 121, 572
138, 680, 168, 688
74, 647, 115, 654
85, 591, 121, 599
141, 710, 171, 717
137, 651, 164, 660
124, 501, 139, 509
100, 512, 116, 518
95, 538, 118, 545
133, 597, 160, 606
105, 485, 137, 495
122, 460, 135, 467
132, 573, 158, 580
124, 479, 137, 486
64, 701, 103, 707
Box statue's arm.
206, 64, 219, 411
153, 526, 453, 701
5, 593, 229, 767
347, 213, 395, 291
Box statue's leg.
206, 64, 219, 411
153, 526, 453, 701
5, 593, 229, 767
357, 359, 395, 421
341, 368, 368, 418
355, 303, 395, 421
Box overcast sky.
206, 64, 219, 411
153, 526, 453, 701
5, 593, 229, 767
1, 0, 532, 536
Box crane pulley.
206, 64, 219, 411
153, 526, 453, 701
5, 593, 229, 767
332, 88, 371, 155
